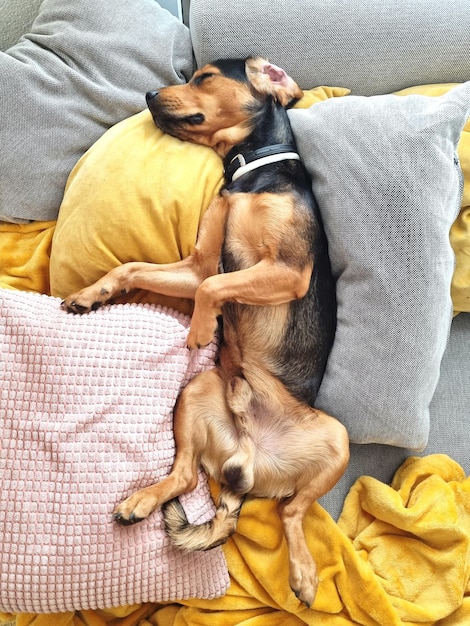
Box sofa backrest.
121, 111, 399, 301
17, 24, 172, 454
190, 0, 470, 95
0, 0, 42, 51
3, 0, 469, 95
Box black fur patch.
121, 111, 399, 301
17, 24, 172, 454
223, 465, 246, 493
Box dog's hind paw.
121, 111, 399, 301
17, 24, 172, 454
113, 510, 144, 526
289, 566, 318, 609
113, 490, 160, 525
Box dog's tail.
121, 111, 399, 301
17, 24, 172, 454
162, 488, 245, 551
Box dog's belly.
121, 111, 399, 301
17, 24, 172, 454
222, 302, 290, 368
200, 387, 323, 501
246, 410, 321, 499
220, 195, 323, 401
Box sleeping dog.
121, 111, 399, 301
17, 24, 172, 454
62, 57, 349, 607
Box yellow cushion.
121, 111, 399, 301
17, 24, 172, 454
49, 86, 350, 314
49, 109, 223, 316
395, 83, 470, 314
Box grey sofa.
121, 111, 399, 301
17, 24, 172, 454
188, 0, 470, 518
1, 0, 468, 527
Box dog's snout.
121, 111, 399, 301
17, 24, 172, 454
146, 90, 159, 104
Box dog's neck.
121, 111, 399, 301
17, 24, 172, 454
223, 100, 300, 183
224, 143, 300, 183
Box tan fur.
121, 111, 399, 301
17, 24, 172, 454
62, 58, 349, 608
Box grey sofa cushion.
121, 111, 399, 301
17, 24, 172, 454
288, 83, 470, 450
190, 0, 470, 95
0, 0, 194, 223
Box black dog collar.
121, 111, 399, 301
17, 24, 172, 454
224, 143, 300, 183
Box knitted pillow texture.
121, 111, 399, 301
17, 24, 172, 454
0, 289, 229, 613
0, 0, 193, 223
289, 82, 470, 449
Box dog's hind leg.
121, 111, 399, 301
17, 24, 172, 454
158, 372, 248, 551
112, 390, 203, 525
278, 486, 322, 608
220, 375, 256, 493
113, 368, 227, 525
278, 410, 349, 608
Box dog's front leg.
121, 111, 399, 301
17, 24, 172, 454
62, 196, 230, 314
62, 258, 200, 313
187, 258, 312, 348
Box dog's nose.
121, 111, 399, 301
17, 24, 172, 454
146, 90, 159, 104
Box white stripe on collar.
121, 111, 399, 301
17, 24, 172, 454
230, 152, 301, 182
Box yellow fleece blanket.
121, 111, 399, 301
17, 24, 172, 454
0, 220, 55, 295
1, 454, 469, 626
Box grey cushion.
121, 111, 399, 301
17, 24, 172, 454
288, 83, 470, 450
0, 0, 194, 223
320, 313, 470, 521
190, 0, 470, 95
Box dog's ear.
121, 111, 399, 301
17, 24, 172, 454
245, 57, 303, 107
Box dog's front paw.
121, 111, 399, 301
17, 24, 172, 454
61, 281, 124, 314
61, 293, 105, 314
186, 301, 219, 349
186, 316, 218, 349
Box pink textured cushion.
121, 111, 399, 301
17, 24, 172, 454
0, 289, 229, 613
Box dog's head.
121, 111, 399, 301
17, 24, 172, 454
146, 57, 303, 156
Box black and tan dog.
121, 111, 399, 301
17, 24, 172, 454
62, 57, 349, 607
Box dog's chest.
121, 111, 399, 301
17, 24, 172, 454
222, 191, 294, 272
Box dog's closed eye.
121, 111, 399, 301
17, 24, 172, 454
192, 72, 215, 85
184, 113, 205, 125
